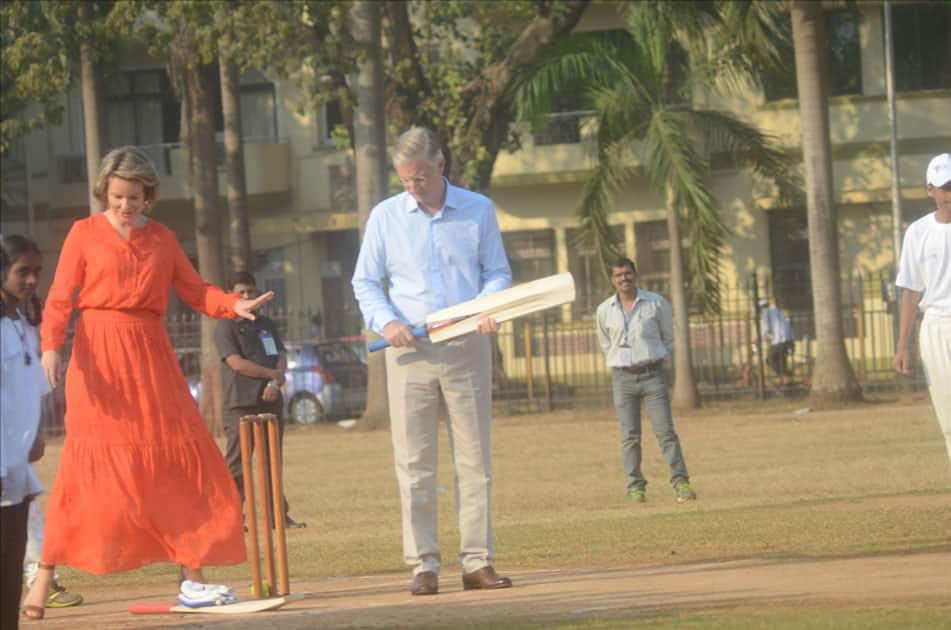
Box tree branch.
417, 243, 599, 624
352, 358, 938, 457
456, 0, 589, 188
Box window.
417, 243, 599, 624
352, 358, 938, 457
825, 9, 862, 96
108, 68, 278, 172
239, 83, 278, 141
107, 70, 180, 174
501, 230, 555, 284
256, 248, 287, 314
566, 225, 625, 320
321, 230, 362, 338
530, 32, 634, 146
767, 208, 811, 312
107, 70, 179, 145
59, 156, 86, 184
503, 229, 556, 357
763, 8, 863, 101
891, 2, 951, 92
328, 162, 355, 211
634, 220, 671, 295
320, 100, 345, 146
533, 111, 584, 146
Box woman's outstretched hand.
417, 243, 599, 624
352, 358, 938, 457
234, 290, 274, 320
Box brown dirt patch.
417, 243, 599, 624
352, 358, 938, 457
29, 548, 951, 629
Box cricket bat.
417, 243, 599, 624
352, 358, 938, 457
368, 272, 575, 351
129, 594, 303, 615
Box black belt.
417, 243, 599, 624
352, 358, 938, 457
620, 361, 662, 375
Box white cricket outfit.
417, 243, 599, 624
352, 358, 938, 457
0, 314, 47, 508
896, 211, 951, 463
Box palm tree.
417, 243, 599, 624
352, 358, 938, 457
516, 2, 800, 408
789, 1, 862, 405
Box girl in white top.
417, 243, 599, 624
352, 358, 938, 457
0, 234, 49, 626
894, 153, 951, 465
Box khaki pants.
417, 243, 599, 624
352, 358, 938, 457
385, 333, 494, 575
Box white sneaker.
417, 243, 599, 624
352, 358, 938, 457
177, 580, 239, 608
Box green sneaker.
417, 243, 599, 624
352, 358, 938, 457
628, 489, 646, 503
46, 582, 83, 608
675, 482, 697, 503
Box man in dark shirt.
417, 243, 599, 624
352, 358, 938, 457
215, 271, 304, 529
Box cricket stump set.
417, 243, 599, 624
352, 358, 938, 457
240, 412, 291, 599
130, 273, 575, 615
128, 412, 294, 615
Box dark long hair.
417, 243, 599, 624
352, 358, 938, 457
0, 234, 43, 325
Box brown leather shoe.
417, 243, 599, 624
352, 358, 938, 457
462, 566, 512, 590
411, 571, 438, 596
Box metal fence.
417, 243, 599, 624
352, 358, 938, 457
490, 271, 927, 414
41, 273, 926, 434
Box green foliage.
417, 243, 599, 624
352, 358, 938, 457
219, 1, 355, 124
203, 0, 583, 190
514, 2, 801, 314
1, 0, 114, 155
117, 0, 221, 68
2, 0, 579, 193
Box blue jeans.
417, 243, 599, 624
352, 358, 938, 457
611, 367, 689, 492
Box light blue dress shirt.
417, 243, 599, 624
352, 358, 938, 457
595, 289, 674, 368
760, 306, 794, 345
352, 181, 512, 333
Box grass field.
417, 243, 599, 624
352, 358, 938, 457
29, 396, 951, 627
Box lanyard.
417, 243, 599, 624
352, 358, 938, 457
617, 299, 633, 346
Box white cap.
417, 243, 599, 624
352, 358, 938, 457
758, 298, 769, 307
926, 153, 951, 187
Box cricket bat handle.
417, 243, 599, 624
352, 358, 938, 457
129, 603, 176, 614
367, 325, 428, 352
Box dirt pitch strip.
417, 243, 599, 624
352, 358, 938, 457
30, 546, 951, 629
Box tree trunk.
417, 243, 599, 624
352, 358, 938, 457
219, 31, 252, 274
666, 186, 699, 409
183, 44, 227, 436
79, 2, 107, 215
351, 0, 390, 430
790, 1, 862, 406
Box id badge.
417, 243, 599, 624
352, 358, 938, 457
618, 346, 633, 366
259, 330, 279, 356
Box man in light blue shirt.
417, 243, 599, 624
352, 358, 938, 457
759, 298, 795, 385
352, 127, 512, 596
595, 257, 695, 505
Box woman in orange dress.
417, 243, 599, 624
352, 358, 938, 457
21, 146, 271, 618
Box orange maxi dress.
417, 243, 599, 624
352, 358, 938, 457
39, 213, 246, 574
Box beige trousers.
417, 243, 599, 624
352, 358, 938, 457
385, 333, 494, 575
919, 311, 951, 464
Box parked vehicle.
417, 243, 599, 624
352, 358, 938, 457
184, 340, 368, 425
337, 335, 368, 363
285, 341, 367, 424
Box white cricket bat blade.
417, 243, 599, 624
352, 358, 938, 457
427, 272, 575, 343
425, 272, 575, 325
130, 593, 303, 615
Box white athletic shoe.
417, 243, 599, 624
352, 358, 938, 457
177, 580, 239, 608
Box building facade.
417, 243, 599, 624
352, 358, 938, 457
1, 1, 948, 371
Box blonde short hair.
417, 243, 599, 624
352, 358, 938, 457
93, 146, 160, 205
392, 126, 444, 167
